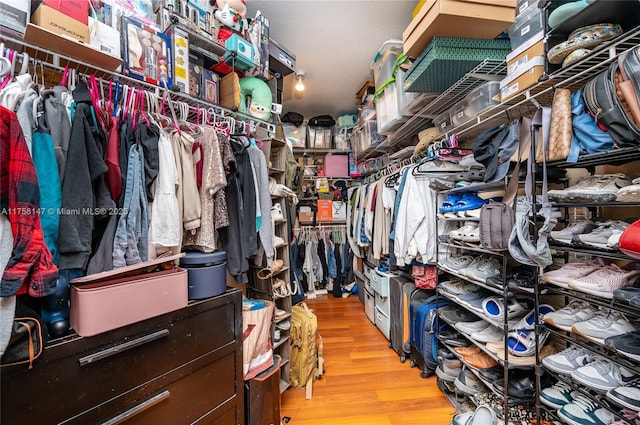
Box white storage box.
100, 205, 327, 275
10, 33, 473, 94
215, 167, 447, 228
365, 288, 375, 324
375, 306, 390, 340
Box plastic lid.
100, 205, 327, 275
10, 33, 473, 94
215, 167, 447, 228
180, 250, 227, 265
370, 39, 403, 69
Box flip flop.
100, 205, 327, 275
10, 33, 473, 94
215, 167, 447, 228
257, 259, 284, 280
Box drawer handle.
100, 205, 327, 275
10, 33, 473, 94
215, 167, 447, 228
78, 329, 169, 366
101, 390, 170, 425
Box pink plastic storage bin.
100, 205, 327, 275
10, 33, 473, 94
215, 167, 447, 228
323, 154, 349, 177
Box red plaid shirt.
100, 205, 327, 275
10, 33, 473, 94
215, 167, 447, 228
0, 106, 58, 297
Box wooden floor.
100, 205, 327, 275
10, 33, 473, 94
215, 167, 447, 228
280, 294, 456, 425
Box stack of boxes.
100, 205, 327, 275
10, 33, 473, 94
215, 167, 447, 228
500, 0, 545, 101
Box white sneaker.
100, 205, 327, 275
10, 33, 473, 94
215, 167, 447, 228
449, 222, 479, 242
548, 173, 632, 203
568, 264, 640, 299
571, 310, 636, 344
455, 320, 490, 334
557, 395, 615, 425
271, 203, 285, 223
542, 346, 593, 374
571, 359, 637, 391
541, 261, 603, 288
543, 301, 597, 332
575, 221, 629, 250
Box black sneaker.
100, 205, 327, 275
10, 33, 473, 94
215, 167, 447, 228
605, 331, 640, 362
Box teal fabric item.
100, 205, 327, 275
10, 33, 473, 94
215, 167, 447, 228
31, 131, 62, 264
404, 37, 512, 93
548, 0, 594, 29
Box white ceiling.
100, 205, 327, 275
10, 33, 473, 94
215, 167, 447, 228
246, 0, 416, 121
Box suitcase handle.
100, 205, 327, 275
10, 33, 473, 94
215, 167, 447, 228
78, 329, 169, 367
101, 390, 170, 424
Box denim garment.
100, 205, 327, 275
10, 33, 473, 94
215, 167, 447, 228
113, 144, 149, 267
326, 239, 337, 279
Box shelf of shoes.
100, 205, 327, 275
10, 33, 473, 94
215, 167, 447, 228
549, 244, 640, 262
437, 287, 514, 331
542, 368, 636, 425
439, 242, 504, 258
544, 325, 640, 376
247, 137, 293, 394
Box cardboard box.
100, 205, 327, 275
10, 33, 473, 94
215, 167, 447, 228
268, 36, 295, 76
202, 68, 219, 104
249, 12, 270, 79
0, 0, 29, 36
166, 25, 189, 94
189, 63, 203, 98
506, 30, 544, 75
317, 200, 333, 222
121, 17, 172, 88
88, 17, 121, 57
500, 56, 545, 101
31, 4, 88, 43
298, 209, 315, 223
402, 0, 516, 58
41, 0, 87, 24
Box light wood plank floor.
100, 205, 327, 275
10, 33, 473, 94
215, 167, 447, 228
281, 294, 456, 425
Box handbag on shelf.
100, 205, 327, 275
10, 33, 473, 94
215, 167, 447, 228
619, 219, 640, 260
479, 117, 531, 251
537, 88, 571, 162
1, 299, 47, 369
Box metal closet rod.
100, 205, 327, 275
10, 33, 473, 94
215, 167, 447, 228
0, 34, 276, 136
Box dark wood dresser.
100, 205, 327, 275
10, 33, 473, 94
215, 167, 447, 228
1, 289, 244, 425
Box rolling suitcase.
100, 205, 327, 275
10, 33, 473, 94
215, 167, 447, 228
389, 276, 415, 363
409, 294, 449, 378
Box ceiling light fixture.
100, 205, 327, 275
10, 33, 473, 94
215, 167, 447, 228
295, 70, 305, 92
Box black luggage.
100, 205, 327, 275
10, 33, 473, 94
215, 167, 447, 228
308, 115, 336, 127
389, 276, 415, 363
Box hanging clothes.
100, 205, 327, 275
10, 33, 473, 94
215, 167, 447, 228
148, 123, 181, 249
112, 142, 148, 267
31, 112, 62, 264
170, 128, 201, 234
183, 127, 226, 252
14, 87, 39, 154
117, 116, 135, 207
58, 83, 110, 270
137, 119, 160, 201
0, 215, 14, 355
247, 141, 273, 265
0, 106, 58, 297
105, 115, 122, 202
317, 238, 328, 286
332, 242, 342, 298
41, 86, 72, 182
229, 135, 258, 258
214, 133, 234, 230
219, 157, 249, 284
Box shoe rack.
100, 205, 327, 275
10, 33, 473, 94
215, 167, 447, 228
247, 136, 293, 394
434, 178, 542, 424
534, 147, 640, 425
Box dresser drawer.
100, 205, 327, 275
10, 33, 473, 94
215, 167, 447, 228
105, 350, 240, 425
1, 295, 239, 425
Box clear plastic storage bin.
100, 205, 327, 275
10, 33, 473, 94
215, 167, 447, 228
371, 39, 403, 89
465, 81, 501, 116
508, 1, 543, 50
433, 110, 453, 134
307, 127, 333, 149
450, 99, 471, 127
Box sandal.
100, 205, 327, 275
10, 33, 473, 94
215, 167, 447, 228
439, 193, 464, 213
482, 296, 534, 321
272, 278, 289, 298
453, 193, 488, 212
257, 259, 284, 280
